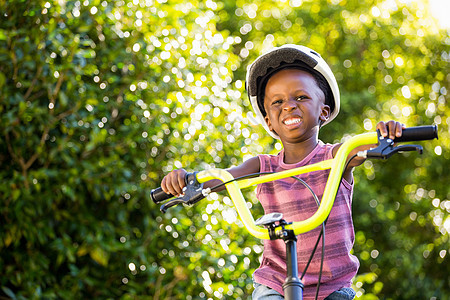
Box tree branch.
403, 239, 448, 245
5, 131, 23, 168
5, 131, 29, 189
24, 65, 43, 100
23, 126, 50, 170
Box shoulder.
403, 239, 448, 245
312, 141, 338, 160
330, 142, 342, 158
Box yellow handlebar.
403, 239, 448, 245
196, 132, 378, 239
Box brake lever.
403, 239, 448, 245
160, 197, 185, 213
159, 172, 206, 213
394, 144, 423, 155
361, 130, 423, 159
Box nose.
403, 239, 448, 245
282, 99, 297, 111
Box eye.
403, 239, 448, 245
296, 95, 308, 101
272, 99, 283, 105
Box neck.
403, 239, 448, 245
281, 135, 319, 164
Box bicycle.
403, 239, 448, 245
151, 125, 438, 300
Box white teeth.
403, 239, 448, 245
284, 118, 301, 125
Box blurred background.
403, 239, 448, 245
0, 0, 448, 299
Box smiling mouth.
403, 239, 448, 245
283, 117, 302, 126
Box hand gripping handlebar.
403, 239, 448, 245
359, 125, 438, 159
151, 172, 206, 213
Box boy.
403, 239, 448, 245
160, 45, 404, 299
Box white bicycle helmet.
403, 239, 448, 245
246, 44, 340, 139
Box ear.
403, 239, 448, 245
319, 104, 331, 123
264, 115, 273, 131
265, 115, 279, 136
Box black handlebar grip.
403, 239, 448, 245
393, 125, 438, 143
151, 187, 174, 204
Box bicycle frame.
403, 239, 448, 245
195, 132, 378, 239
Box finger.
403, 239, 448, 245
395, 122, 404, 138
161, 176, 169, 194
377, 121, 388, 138
171, 170, 187, 196
389, 121, 402, 139
386, 120, 397, 140
176, 172, 186, 195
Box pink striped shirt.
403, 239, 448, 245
253, 141, 359, 300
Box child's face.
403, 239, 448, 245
263, 69, 330, 143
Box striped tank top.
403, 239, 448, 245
253, 141, 359, 300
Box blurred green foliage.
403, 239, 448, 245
0, 0, 448, 299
